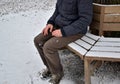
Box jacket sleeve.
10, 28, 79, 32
47, 3, 59, 26
61, 0, 93, 37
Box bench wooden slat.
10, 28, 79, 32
75, 39, 92, 50
86, 51, 120, 59
99, 37, 120, 42
68, 42, 87, 55
95, 42, 120, 47
91, 46, 120, 52
85, 33, 100, 41
81, 36, 96, 45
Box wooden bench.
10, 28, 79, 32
67, 32, 120, 84
85, 37, 120, 84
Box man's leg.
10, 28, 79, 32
34, 33, 52, 78
43, 34, 83, 83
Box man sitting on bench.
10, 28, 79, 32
34, 0, 93, 84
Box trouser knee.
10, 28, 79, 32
43, 43, 51, 54
34, 36, 39, 46
34, 34, 44, 47
34, 36, 37, 44
43, 42, 56, 55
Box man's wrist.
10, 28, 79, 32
47, 20, 55, 26
60, 28, 66, 37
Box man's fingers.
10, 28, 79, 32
50, 27, 53, 32
42, 27, 48, 36
42, 28, 44, 34
52, 30, 62, 37
44, 28, 48, 35
42, 24, 53, 36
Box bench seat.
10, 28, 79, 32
67, 32, 100, 59
67, 33, 120, 84
86, 37, 120, 60
85, 37, 120, 84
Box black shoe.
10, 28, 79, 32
40, 69, 51, 80
49, 72, 64, 84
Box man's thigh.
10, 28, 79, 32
44, 34, 83, 49
34, 33, 52, 45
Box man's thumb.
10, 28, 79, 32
50, 27, 53, 32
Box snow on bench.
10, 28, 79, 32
67, 33, 120, 84
86, 37, 120, 61
67, 32, 100, 59
84, 36, 120, 84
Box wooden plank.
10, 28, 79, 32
94, 42, 120, 47
86, 51, 120, 59
103, 23, 120, 31
68, 42, 87, 55
91, 22, 120, 32
100, 5, 106, 36
99, 37, 120, 42
92, 13, 120, 22
75, 39, 92, 50
103, 14, 120, 22
85, 56, 120, 62
104, 5, 120, 14
90, 46, 120, 52
84, 59, 91, 84
93, 3, 120, 14
85, 33, 100, 41
81, 36, 96, 45
67, 45, 84, 59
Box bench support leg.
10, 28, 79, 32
84, 58, 91, 84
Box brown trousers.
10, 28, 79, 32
34, 32, 83, 74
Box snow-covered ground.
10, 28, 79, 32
0, 0, 120, 84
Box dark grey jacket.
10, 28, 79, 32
47, 0, 93, 37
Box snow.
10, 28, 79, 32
0, 10, 50, 84
0, 0, 120, 84
93, 3, 120, 6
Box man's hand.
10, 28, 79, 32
52, 29, 62, 37
42, 24, 53, 36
